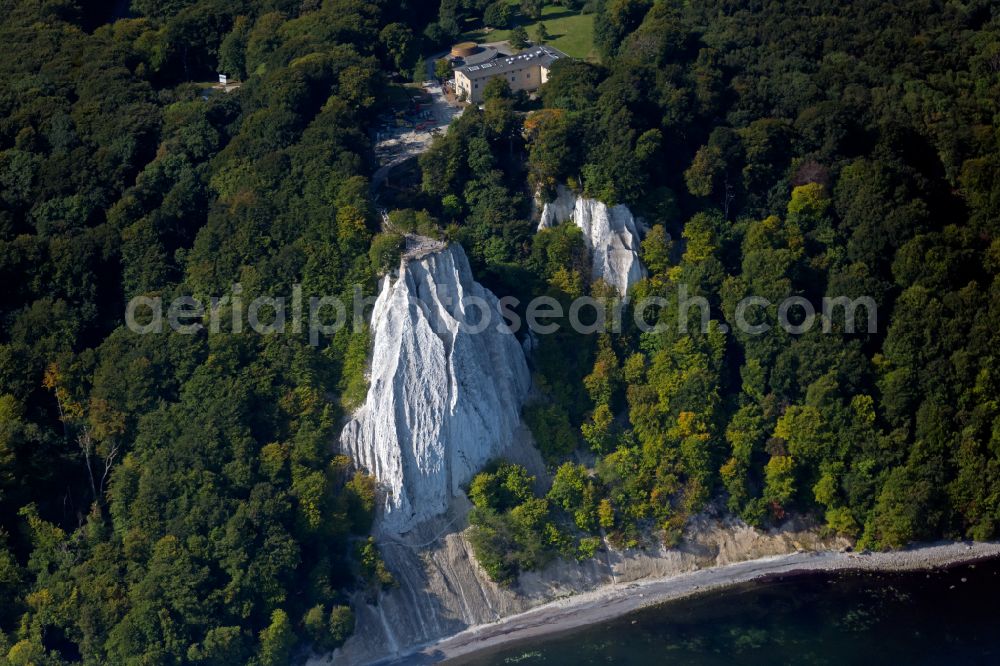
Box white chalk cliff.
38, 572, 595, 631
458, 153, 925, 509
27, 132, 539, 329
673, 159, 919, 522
339, 242, 530, 535
538, 185, 647, 297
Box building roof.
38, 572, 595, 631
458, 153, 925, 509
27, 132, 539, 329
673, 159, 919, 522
458, 45, 501, 67
454, 45, 568, 80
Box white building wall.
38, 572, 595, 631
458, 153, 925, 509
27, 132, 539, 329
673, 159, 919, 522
456, 64, 545, 103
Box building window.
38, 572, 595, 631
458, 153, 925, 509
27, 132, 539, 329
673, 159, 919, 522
526, 72, 530, 79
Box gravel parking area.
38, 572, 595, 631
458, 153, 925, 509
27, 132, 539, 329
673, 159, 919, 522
372, 81, 463, 189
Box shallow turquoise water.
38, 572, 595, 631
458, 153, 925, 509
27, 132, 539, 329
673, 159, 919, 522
453, 557, 1000, 665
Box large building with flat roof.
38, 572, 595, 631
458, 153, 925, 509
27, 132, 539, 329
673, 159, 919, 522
453, 45, 568, 103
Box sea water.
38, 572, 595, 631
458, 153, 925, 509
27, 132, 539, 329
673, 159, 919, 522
454, 557, 1000, 665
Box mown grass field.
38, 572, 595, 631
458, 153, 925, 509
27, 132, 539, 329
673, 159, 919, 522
460, 3, 597, 60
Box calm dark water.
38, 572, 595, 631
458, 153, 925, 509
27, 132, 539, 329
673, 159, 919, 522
455, 557, 1000, 666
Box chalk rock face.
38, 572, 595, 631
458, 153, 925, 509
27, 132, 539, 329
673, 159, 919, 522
339, 243, 530, 534
538, 185, 646, 296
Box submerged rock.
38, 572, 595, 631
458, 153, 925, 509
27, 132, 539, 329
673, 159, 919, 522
339, 242, 530, 535
538, 185, 647, 297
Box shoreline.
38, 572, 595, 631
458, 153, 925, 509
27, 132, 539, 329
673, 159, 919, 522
389, 541, 1000, 665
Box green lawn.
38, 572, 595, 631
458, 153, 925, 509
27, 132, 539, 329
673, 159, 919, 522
460, 4, 597, 60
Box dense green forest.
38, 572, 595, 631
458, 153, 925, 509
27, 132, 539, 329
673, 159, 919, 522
410, 0, 1000, 580
0, 0, 439, 661
1, 0, 999, 661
